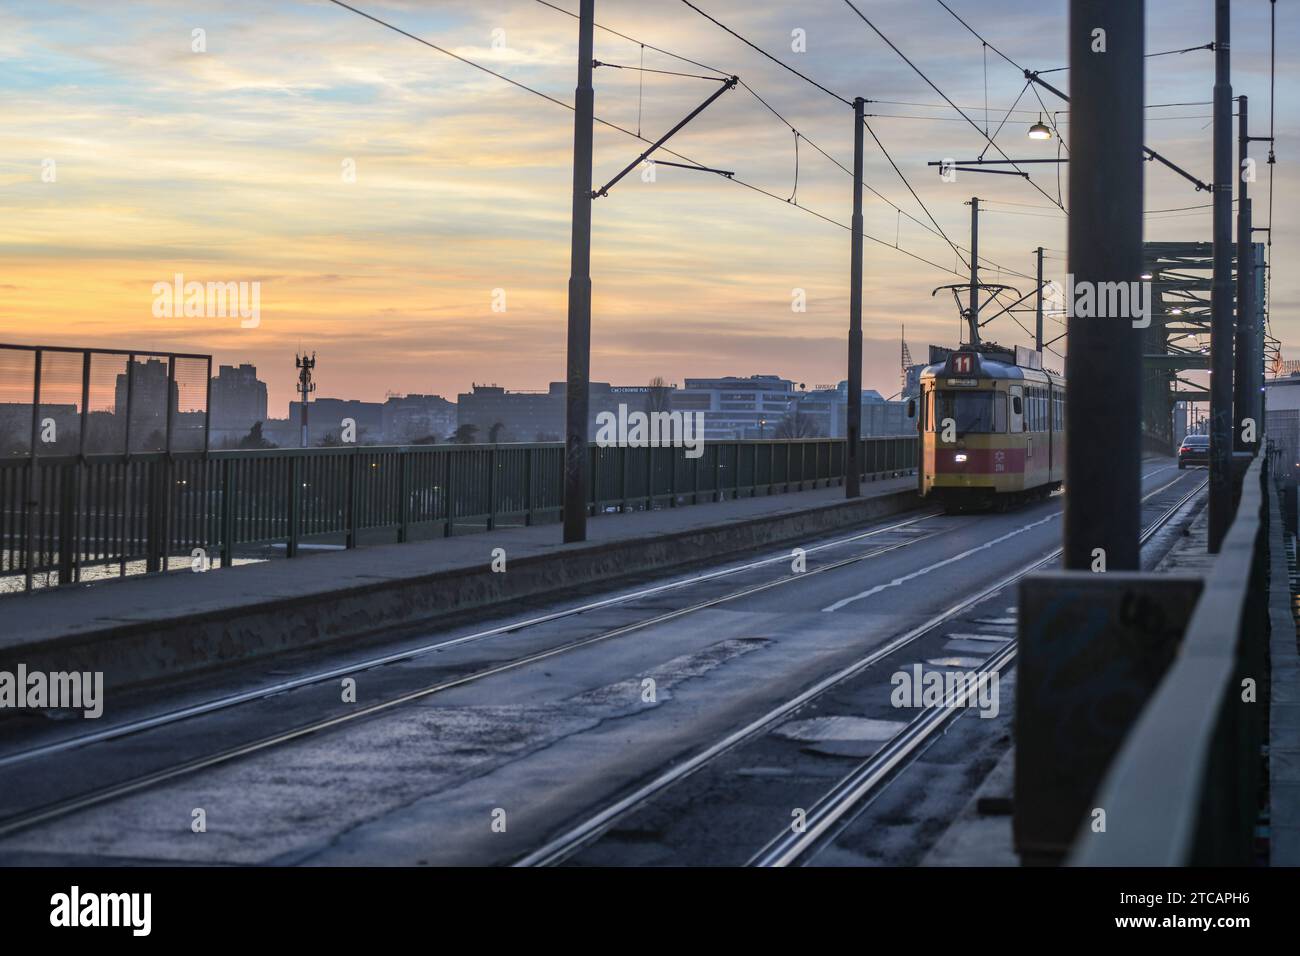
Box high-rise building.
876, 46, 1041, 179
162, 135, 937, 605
209, 363, 268, 441
113, 358, 176, 452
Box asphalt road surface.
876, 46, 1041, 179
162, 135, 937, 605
0, 461, 1205, 866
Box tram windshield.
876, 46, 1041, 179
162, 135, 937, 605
930, 390, 1005, 433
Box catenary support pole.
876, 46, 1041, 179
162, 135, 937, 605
563, 0, 595, 543
1035, 245, 1045, 352
846, 98, 865, 498
1235, 95, 1256, 456
968, 197, 981, 346
1063, 0, 1144, 571
1209, 0, 1235, 551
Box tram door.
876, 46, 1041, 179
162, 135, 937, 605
1008, 385, 1024, 434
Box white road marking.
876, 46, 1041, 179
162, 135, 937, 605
820, 464, 1183, 614
822, 511, 1060, 612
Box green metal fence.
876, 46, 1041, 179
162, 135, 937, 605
0, 436, 917, 593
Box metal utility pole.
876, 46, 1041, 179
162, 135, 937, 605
1234, 95, 1256, 455
295, 352, 316, 448
1063, 0, 1144, 572
563, 0, 595, 543
1209, 0, 1234, 551
967, 197, 981, 346
846, 97, 865, 498
1035, 246, 1045, 352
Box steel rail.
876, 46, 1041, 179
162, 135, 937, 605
0, 514, 951, 837
749, 477, 1208, 867
514, 472, 1202, 867
0, 511, 940, 771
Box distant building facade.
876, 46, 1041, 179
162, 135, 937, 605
673, 375, 798, 440
456, 383, 670, 443
210, 363, 269, 448
383, 393, 457, 443
289, 398, 384, 446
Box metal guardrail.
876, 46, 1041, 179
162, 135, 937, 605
0, 436, 917, 593
1071, 454, 1271, 865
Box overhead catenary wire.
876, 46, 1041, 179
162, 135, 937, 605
543, 0, 1010, 273
935, 0, 1024, 71
677, 0, 986, 272
841, 0, 1065, 211
865, 98, 1208, 114
593, 60, 722, 82
748, 87, 982, 269
926, 5, 1069, 210
717, 65, 992, 270
978, 79, 1033, 162
787, 129, 800, 204
534, 0, 729, 77
677, 0, 853, 106
325, 0, 970, 279
868, 109, 1216, 123
1028, 44, 1217, 76
932, 0, 1230, 213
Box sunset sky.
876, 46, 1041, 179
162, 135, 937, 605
1, 0, 1294, 416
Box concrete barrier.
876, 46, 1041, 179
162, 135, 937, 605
1013, 572, 1203, 865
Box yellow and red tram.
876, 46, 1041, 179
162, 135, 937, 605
913, 349, 1065, 511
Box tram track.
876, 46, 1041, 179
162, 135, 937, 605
0, 469, 1196, 853
0, 509, 942, 773
751, 474, 1207, 867
515, 472, 1205, 867
0, 508, 951, 837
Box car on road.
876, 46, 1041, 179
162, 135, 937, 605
1178, 433, 1209, 469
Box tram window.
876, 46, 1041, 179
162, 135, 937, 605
934, 391, 1004, 433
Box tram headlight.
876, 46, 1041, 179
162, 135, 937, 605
954, 453, 968, 463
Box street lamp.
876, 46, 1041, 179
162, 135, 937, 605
1028, 114, 1052, 140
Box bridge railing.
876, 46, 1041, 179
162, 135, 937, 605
1071, 454, 1272, 865
0, 436, 917, 593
